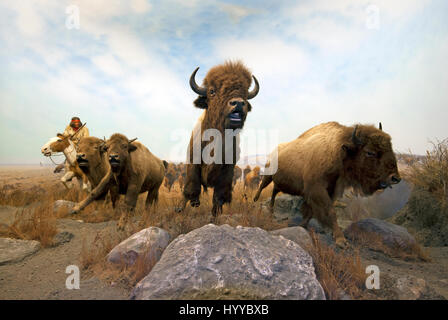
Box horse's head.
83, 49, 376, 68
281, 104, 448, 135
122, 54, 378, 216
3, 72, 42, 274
41, 134, 71, 156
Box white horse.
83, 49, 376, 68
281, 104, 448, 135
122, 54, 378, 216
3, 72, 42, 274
41, 134, 91, 191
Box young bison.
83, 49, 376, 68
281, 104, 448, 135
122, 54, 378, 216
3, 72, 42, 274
254, 122, 401, 248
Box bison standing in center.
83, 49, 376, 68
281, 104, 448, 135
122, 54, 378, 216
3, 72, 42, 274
180, 61, 259, 216
254, 121, 401, 247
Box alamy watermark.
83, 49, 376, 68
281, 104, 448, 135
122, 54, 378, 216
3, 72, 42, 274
66, 5, 80, 30
65, 265, 80, 289
169, 128, 280, 174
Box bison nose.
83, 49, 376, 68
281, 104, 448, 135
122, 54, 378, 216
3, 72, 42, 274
228, 98, 245, 112
77, 153, 86, 160
109, 154, 119, 161
390, 174, 401, 184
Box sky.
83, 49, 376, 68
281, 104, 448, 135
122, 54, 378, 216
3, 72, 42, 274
0, 0, 447, 164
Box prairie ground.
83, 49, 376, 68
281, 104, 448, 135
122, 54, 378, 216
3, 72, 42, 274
0, 165, 446, 300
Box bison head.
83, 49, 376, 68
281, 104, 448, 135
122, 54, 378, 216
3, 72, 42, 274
104, 133, 138, 173
343, 123, 401, 195
76, 137, 107, 174
190, 61, 259, 130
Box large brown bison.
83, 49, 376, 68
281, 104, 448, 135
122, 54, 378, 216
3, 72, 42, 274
71, 133, 167, 229
254, 122, 401, 247
180, 61, 259, 216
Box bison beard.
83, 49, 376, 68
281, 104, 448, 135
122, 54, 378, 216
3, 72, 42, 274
253, 121, 401, 248
180, 61, 259, 216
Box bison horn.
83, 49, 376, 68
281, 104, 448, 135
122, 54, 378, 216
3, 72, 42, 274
247, 75, 259, 100
128, 138, 138, 143
352, 125, 363, 145
379, 122, 382, 131
189, 67, 207, 96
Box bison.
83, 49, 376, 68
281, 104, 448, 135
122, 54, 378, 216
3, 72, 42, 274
75, 136, 118, 206
180, 61, 259, 216
71, 133, 167, 229
244, 166, 261, 190
253, 121, 401, 247
164, 164, 178, 192
233, 165, 242, 186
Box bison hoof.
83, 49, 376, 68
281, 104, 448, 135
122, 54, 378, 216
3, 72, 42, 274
190, 199, 200, 207
117, 217, 128, 231
69, 207, 80, 215
335, 237, 349, 249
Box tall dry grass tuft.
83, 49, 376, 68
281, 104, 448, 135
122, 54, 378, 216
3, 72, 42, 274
0, 202, 58, 247
306, 230, 366, 300
393, 139, 448, 246
405, 139, 448, 205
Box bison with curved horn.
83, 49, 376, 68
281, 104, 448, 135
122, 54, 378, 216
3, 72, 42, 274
179, 61, 259, 216
71, 133, 168, 230
254, 121, 401, 248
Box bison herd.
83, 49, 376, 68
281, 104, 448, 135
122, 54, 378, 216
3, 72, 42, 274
41, 61, 401, 247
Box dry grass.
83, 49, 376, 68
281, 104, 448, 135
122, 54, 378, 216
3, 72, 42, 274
405, 139, 448, 205
345, 224, 430, 262
0, 201, 58, 247
305, 230, 367, 300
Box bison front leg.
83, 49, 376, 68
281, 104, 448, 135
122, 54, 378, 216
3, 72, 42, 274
211, 178, 233, 218
118, 184, 140, 231
179, 164, 201, 212
304, 186, 348, 248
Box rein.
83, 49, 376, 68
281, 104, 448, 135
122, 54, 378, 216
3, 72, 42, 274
48, 153, 65, 166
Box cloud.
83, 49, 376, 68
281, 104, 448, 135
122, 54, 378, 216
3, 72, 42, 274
0, 0, 447, 164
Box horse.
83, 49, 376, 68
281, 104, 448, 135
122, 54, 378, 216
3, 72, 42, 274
41, 133, 91, 192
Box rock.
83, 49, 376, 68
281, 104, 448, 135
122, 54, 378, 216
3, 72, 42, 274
263, 195, 325, 233
344, 218, 416, 251
52, 231, 74, 247
53, 200, 76, 213
131, 224, 325, 300
270, 226, 312, 249
107, 227, 170, 267
394, 275, 428, 300
0, 238, 40, 265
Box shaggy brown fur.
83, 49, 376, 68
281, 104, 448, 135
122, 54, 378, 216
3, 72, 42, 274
182, 61, 259, 216
254, 122, 401, 247
72, 133, 166, 229
243, 165, 251, 178
244, 166, 261, 190
50, 134, 89, 189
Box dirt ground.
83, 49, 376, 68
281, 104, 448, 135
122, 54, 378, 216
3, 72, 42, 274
0, 166, 447, 300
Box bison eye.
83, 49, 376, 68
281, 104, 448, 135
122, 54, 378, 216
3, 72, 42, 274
366, 151, 376, 158
209, 89, 215, 96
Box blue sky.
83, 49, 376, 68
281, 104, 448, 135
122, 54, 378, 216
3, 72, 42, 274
0, 0, 447, 164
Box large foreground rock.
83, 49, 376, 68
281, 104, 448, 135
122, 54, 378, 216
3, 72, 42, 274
0, 238, 40, 265
344, 218, 416, 250
107, 227, 170, 267
131, 224, 325, 300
